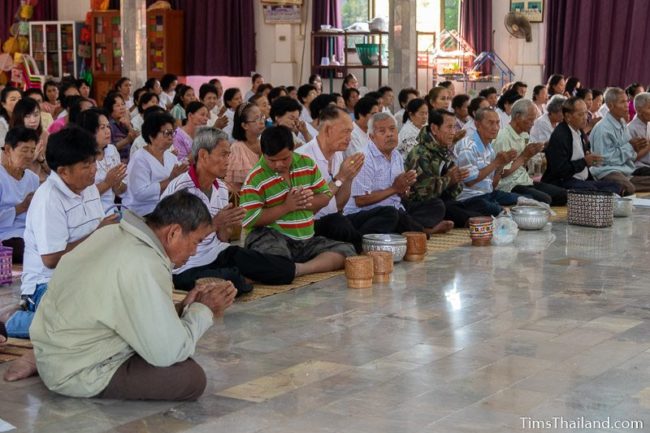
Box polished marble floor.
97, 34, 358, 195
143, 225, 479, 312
1, 215, 650, 432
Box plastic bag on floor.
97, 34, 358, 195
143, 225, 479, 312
491, 213, 519, 245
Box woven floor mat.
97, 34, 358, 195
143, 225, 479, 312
0, 338, 33, 364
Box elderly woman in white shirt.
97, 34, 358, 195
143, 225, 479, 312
76, 108, 127, 212
530, 95, 566, 144
122, 112, 188, 216
0, 126, 40, 263
397, 98, 428, 157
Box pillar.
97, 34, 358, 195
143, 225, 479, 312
120, 0, 148, 87
388, 0, 417, 91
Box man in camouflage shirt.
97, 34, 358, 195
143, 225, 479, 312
405, 109, 492, 227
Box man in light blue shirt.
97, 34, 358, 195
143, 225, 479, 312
590, 87, 650, 195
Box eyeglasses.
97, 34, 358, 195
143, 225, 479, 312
161, 129, 176, 137
246, 115, 266, 123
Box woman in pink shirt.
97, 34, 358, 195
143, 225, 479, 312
172, 101, 209, 162
226, 103, 265, 192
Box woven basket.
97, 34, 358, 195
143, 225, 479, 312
345, 256, 374, 289
0, 246, 12, 285
567, 190, 614, 228
402, 232, 428, 261
365, 250, 393, 283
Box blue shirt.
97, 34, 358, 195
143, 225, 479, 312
344, 140, 405, 214
589, 112, 636, 179
454, 131, 496, 200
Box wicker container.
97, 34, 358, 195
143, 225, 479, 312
366, 250, 393, 283
402, 231, 428, 261
567, 190, 614, 228
345, 256, 374, 289
0, 246, 12, 285
468, 216, 493, 246
195, 277, 230, 291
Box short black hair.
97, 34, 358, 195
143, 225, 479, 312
468, 96, 487, 118
137, 92, 159, 113
309, 94, 336, 119
142, 112, 175, 144
256, 83, 273, 96
268, 86, 287, 103
261, 125, 294, 156
354, 96, 379, 120
297, 84, 317, 104
365, 91, 382, 101
161, 73, 178, 91
146, 190, 212, 234
512, 81, 528, 92
428, 109, 454, 128
102, 92, 124, 115
319, 105, 347, 123
532, 85, 546, 99
24, 88, 44, 99
403, 98, 427, 124
592, 89, 604, 99
75, 107, 109, 134
69, 97, 91, 124
286, 85, 297, 94
398, 87, 419, 108
575, 88, 593, 100
232, 103, 257, 141
114, 77, 130, 92
438, 81, 453, 89
142, 105, 165, 121
251, 73, 263, 84
46, 126, 98, 172
4, 126, 39, 149
59, 81, 79, 99
223, 87, 242, 108
562, 96, 582, 115
76, 78, 91, 89
378, 86, 393, 96
451, 94, 470, 110
208, 78, 221, 86
497, 89, 522, 110
0, 86, 22, 121
199, 83, 219, 101
133, 87, 147, 104
144, 78, 159, 92
479, 87, 497, 98
270, 96, 302, 121
185, 101, 206, 117
308, 74, 321, 85
172, 84, 193, 108
342, 87, 360, 104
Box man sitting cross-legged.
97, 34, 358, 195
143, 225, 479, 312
295, 105, 399, 252
163, 127, 300, 294
241, 125, 355, 274
17, 192, 237, 400
343, 112, 453, 235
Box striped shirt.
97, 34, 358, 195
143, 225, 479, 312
240, 152, 331, 240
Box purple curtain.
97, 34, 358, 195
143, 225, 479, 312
460, 0, 492, 65
312, 0, 342, 76
1, 0, 58, 41
545, 0, 650, 89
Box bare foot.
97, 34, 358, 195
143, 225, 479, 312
4, 350, 38, 382
427, 220, 454, 235
0, 304, 20, 325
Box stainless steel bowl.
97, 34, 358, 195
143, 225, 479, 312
614, 198, 633, 217
362, 234, 407, 262
510, 206, 550, 230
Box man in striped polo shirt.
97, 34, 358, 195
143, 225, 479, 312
241, 126, 355, 275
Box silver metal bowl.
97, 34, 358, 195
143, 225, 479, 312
510, 206, 550, 230
614, 198, 634, 217
362, 234, 407, 262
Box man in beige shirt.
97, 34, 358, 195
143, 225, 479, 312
10, 191, 236, 401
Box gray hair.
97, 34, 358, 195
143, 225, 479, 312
474, 107, 496, 122
191, 126, 229, 161
367, 112, 396, 135
510, 98, 536, 119
546, 95, 567, 114
634, 92, 650, 111
146, 190, 212, 234
604, 87, 625, 107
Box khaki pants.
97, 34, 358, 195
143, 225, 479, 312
601, 172, 650, 195
95, 354, 207, 401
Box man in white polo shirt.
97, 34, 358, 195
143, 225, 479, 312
4, 127, 116, 338
296, 105, 399, 251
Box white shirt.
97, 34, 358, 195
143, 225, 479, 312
0, 166, 39, 241
129, 136, 147, 158
395, 109, 405, 131
305, 122, 319, 140
159, 91, 174, 109
530, 113, 554, 143
627, 115, 650, 168
161, 171, 230, 273
206, 111, 218, 128
300, 103, 313, 124
95, 144, 122, 212
0, 118, 8, 150
295, 137, 344, 219
244, 90, 255, 102
397, 120, 421, 158
344, 122, 370, 158
21, 172, 104, 295
597, 103, 609, 118
568, 124, 589, 180
122, 149, 177, 216
131, 113, 144, 131
463, 118, 477, 136
496, 108, 510, 130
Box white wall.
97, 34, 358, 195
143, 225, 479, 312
58, 0, 87, 21
492, 0, 546, 94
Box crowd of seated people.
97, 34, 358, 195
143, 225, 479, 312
1, 71, 649, 401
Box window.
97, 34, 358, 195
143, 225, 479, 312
341, 0, 389, 29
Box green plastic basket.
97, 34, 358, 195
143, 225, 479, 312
355, 43, 380, 65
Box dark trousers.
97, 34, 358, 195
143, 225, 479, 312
2, 237, 24, 264
560, 178, 622, 195
399, 198, 446, 232
173, 245, 296, 295
601, 171, 650, 195
462, 190, 521, 216
444, 200, 486, 228
512, 182, 567, 206
315, 207, 399, 252
96, 354, 206, 401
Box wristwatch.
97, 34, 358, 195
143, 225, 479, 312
333, 178, 343, 188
